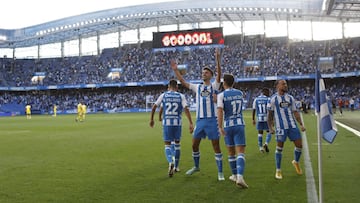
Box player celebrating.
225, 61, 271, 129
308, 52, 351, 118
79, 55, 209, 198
267, 80, 306, 180
252, 88, 272, 153
149, 79, 194, 177
171, 48, 224, 181
159, 102, 177, 171
217, 74, 248, 188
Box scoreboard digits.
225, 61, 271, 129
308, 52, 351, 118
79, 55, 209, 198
153, 27, 224, 51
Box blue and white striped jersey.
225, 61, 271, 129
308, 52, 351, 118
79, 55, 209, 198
217, 88, 245, 128
189, 82, 220, 119
155, 90, 188, 126
268, 93, 298, 129
252, 94, 270, 122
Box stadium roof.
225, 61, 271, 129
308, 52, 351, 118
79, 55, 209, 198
0, 0, 359, 49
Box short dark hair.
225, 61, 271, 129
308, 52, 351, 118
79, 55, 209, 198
262, 88, 270, 96
203, 66, 214, 76
223, 73, 234, 87
169, 79, 178, 88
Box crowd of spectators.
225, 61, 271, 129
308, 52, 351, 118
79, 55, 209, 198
1, 36, 359, 87
0, 77, 358, 114
0, 36, 359, 113
0, 86, 195, 113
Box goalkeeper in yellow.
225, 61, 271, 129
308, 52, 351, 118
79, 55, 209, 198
25, 104, 31, 119
81, 103, 87, 121
75, 102, 84, 122
53, 104, 57, 117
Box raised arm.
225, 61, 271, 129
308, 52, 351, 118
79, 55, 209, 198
170, 60, 190, 89
215, 48, 222, 83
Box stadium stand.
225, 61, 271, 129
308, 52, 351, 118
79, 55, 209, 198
1, 36, 359, 86
0, 36, 359, 115
0, 0, 359, 116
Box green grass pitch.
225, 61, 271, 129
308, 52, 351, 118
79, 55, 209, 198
0, 111, 359, 202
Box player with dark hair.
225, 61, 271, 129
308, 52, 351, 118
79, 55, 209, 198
171, 49, 225, 181
149, 79, 194, 177
267, 80, 306, 180
217, 73, 248, 188
252, 88, 272, 153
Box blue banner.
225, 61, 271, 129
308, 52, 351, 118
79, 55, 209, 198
243, 60, 261, 67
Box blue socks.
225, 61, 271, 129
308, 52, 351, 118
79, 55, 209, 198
275, 146, 283, 170
193, 151, 200, 168
237, 153, 245, 175
165, 145, 173, 163
294, 147, 302, 162
215, 153, 223, 173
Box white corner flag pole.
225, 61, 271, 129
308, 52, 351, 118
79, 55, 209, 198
317, 112, 323, 203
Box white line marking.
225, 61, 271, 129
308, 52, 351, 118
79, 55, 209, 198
335, 121, 360, 137
301, 113, 319, 203
1, 130, 31, 135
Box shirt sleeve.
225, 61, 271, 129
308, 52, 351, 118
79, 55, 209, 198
267, 96, 274, 111
212, 81, 220, 91
217, 93, 224, 108
181, 94, 188, 108
154, 93, 164, 106
189, 83, 198, 93
290, 95, 297, 112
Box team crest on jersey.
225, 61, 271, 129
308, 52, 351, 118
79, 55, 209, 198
279, 101, 290, 108
201, 89, 211, 97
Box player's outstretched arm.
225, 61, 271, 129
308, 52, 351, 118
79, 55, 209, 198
170, 60, 190, 89
215, 48, 222, 83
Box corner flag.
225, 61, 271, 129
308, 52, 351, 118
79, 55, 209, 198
315, 70, 338, 143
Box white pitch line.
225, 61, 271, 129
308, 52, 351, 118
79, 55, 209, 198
301, 113, 319, 203
1, 130, 31, 135
335, 121, 360, 138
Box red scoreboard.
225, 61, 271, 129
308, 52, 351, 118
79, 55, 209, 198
152, 27, 224, 51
